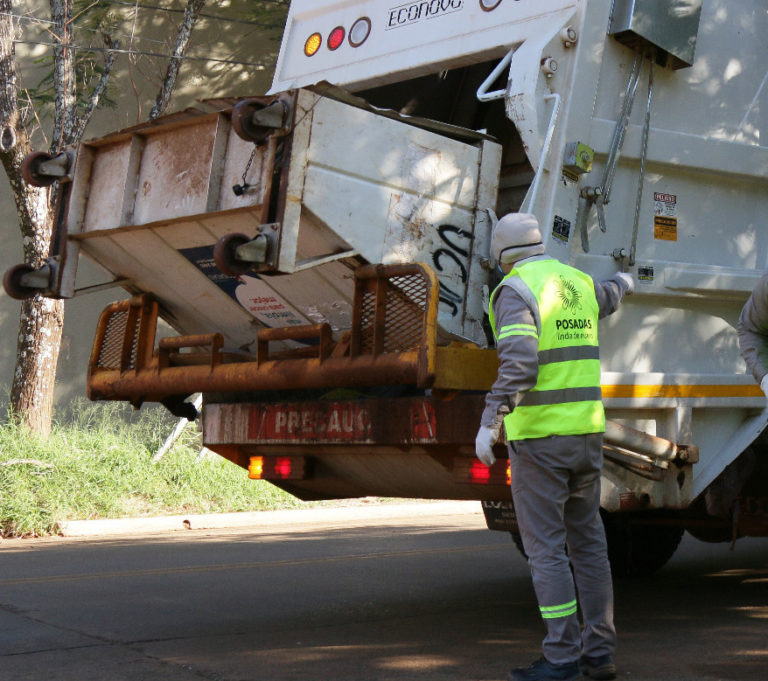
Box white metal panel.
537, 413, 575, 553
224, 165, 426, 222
78, 227, 258, 347
81, 139, 137, 231
131, 120, 218, 225
270, 0, 579, 92
218, 123, 272, 212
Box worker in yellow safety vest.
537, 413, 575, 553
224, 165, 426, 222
475, 213, 633, 681
738, 271, 768, 396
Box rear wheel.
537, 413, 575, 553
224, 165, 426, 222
601, 510, 684, 578
510, 531, 527, 559
510, 511, 684, 579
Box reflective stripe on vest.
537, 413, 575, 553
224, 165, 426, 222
489, 259, 605, 440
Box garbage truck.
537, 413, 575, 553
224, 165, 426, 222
7, 0, 768, 575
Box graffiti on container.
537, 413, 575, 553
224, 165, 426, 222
432, 224, 473, 316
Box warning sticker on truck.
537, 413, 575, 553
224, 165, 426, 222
637, 264, 655, 284
653, 192, 678, 241
552, 215, 571, 243
654, 216, 678, 241
654, 192, 678, 217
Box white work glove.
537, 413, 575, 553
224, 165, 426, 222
760, 375, 768, 397
616, 271, 635, 294
475, 417, 504, 467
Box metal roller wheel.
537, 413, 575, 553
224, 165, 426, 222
20, 151, 58, 187
213, 232, 253, 276
231, 98, 286, 144
3, 264, 39, 300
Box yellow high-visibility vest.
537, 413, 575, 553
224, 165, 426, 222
489, 259, 605, 440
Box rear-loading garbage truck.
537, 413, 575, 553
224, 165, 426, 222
8, 0, 768, 575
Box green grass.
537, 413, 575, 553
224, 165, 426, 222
0, 400, 313, 538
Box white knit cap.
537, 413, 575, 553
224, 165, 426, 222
491, 212, 546, 264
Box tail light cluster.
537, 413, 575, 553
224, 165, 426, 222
304, 16, 372, 57
248, 455, 308, 481
453, 458, 511, 486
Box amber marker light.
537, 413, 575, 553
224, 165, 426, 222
248, 456, 264, 479
304, 32, 322, 57
328, 26, 345, 51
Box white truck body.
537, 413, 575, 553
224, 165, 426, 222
269, 0, 768, 508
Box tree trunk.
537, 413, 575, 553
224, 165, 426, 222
10, 299, 64, 437
149, 0, 206, 120
1, 1, 63, 437
1, 0, 204, 436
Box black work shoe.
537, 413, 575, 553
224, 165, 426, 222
579, 654, 616, 680
508, 657, 583, 681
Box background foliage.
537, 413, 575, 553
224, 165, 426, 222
0, 400, 308, 538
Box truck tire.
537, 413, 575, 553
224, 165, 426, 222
510, 531, 527, 559
511, 512, 683, 579
600, 510, 684, 578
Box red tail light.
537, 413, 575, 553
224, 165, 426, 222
453, 457, 511, 485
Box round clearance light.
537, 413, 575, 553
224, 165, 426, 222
304, 32, 322, 57
328, 26, 345, 51
479, 0, 503, 11
348, 16, 371, 48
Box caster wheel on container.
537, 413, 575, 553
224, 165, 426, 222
20, 151, 58, 187
3, 263, 39, 300
231, 98, 287, 144
213, 232, 253, 276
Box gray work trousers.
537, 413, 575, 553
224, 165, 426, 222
509, 433, 616, 665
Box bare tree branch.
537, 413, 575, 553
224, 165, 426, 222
49, 0, 77, 150
71, 34, 119, 141
149, 0, 206, 121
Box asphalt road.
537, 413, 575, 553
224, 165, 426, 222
1, 505, 766, 681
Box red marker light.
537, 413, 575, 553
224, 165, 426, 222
469, 460, 491, 484
328, 26, 345, 51
274, 457, 293, 478
304, 32, 322, 57
453, 457, 511, 486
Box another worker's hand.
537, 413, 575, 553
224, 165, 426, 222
616, 271, 635, 294
475, 421, 502, 467
761, 375, 768, 397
